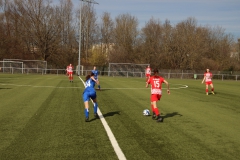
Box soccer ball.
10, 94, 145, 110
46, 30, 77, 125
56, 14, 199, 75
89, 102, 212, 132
143, 109, 150, 116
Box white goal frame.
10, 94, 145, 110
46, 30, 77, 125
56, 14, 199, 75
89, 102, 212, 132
3, 59, 47, 74
108, 63, 150, 77
0, 61, 24, 74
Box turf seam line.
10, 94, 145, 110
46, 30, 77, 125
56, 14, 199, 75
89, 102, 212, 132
79, 76, 127, 160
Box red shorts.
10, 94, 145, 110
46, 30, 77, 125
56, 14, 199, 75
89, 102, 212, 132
205, 81, 212, 85
68, 72, 73, 75
151, 94, 162, 102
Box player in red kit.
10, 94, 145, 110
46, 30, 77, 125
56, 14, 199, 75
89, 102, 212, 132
146, 68, 170, 122
202, 68, 214, 95
66, 64, 74, 82
145, 65, 151, 82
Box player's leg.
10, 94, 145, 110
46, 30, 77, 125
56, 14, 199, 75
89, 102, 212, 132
205, 84, 209, 95
83, 92, 90, 122
155, 95, 164, 122
152, 101, 159, 115
150, 103, 156, 119
151, 95, 163, 122
210, 83, 214, 94
92, 98, 99, 118
70, 73, 73, 82
68, 72, 71, 82
84, 101, 90, 122
146, 75, 149, 82
151, 95, 161, 116
97, 80, 101, 90
91, 91, 99, 118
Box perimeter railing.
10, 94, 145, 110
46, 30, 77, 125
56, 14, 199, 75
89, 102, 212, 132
0, 67, 239, 81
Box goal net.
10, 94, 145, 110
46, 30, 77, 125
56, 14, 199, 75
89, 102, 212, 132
108, 63, 150, 77
0, 61, 24, 74
2, 59, 47, 74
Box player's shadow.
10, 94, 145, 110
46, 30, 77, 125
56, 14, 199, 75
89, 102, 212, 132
89, 111, 121, 122
162, 112, 182, 119
96, 89, 110, 91
0, 88, 11, 90
103, 111, 121, 117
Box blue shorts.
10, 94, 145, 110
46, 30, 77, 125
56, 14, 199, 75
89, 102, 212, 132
82, 90, 96, 102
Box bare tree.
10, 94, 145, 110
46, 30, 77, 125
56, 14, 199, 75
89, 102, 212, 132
0, 0, 78, 68
99, 12, 114, 64
0, 1, 237, 71
5, 0, 63, 61
140, 17, 163, 68
111, 13, 139, 63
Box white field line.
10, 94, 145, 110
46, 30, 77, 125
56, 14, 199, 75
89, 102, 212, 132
0, 83, 188, 90
79, 76, 127, 160
0, 83, 81, 88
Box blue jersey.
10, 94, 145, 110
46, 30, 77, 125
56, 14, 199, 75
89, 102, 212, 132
83, 78, 96, 102
92, 70, 99, 80
85, 78, 95, 90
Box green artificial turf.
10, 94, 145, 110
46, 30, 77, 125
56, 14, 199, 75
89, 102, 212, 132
0, 74, 239, 160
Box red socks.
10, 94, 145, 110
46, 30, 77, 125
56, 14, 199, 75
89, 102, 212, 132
154, 108, 160, 116
151, 105, 160, 116
151, 105, 154, 112
69, 76, 73, 80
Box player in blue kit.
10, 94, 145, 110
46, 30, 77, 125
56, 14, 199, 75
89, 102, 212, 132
92, 66, 101, 90
82, 72, 99, 122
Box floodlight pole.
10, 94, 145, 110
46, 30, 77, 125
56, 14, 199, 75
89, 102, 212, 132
238, 38, 240, 61
78, 0, 99, 76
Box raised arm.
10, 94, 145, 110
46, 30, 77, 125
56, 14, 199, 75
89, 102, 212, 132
91, 76, 99, 84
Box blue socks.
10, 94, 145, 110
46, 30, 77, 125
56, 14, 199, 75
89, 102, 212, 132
93, 102, 98, 114
85, 103, 98, 118
84, 108, 89, 118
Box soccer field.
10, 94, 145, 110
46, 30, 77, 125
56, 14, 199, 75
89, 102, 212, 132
0, 74, 240, 160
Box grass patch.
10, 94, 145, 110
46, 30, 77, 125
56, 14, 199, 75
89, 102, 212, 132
0, 74, 239, 160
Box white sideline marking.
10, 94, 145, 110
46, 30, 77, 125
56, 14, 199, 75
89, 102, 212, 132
0, 83, 81, 89
102, 86, 188, 90
0, 83, 188, 90
79, 77, 127, 160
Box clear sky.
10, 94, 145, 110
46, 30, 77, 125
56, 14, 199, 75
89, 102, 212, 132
71, 0, 240, 41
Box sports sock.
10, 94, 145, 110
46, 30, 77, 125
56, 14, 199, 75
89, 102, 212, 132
98, 85, 100, 90
151, 105, 154, 113
206, 89, 208, 93
84, 108, 89, 118
154, 107, 160, 116
212, 88, 214, 91
93, 102, 98, 114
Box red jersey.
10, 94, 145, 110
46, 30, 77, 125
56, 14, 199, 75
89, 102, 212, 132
67, 65, 74, 73
204, 72, 212, 82
145, 67, 151, 76
147, 75, 165, 95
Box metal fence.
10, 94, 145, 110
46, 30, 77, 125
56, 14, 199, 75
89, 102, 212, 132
0, 67, 239, 81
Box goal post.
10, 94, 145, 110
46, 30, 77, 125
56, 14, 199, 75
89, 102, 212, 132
76, 65, 84, 76
108, 63, 150, 77
3, 59, 47, 74
0, 61, 24, 74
